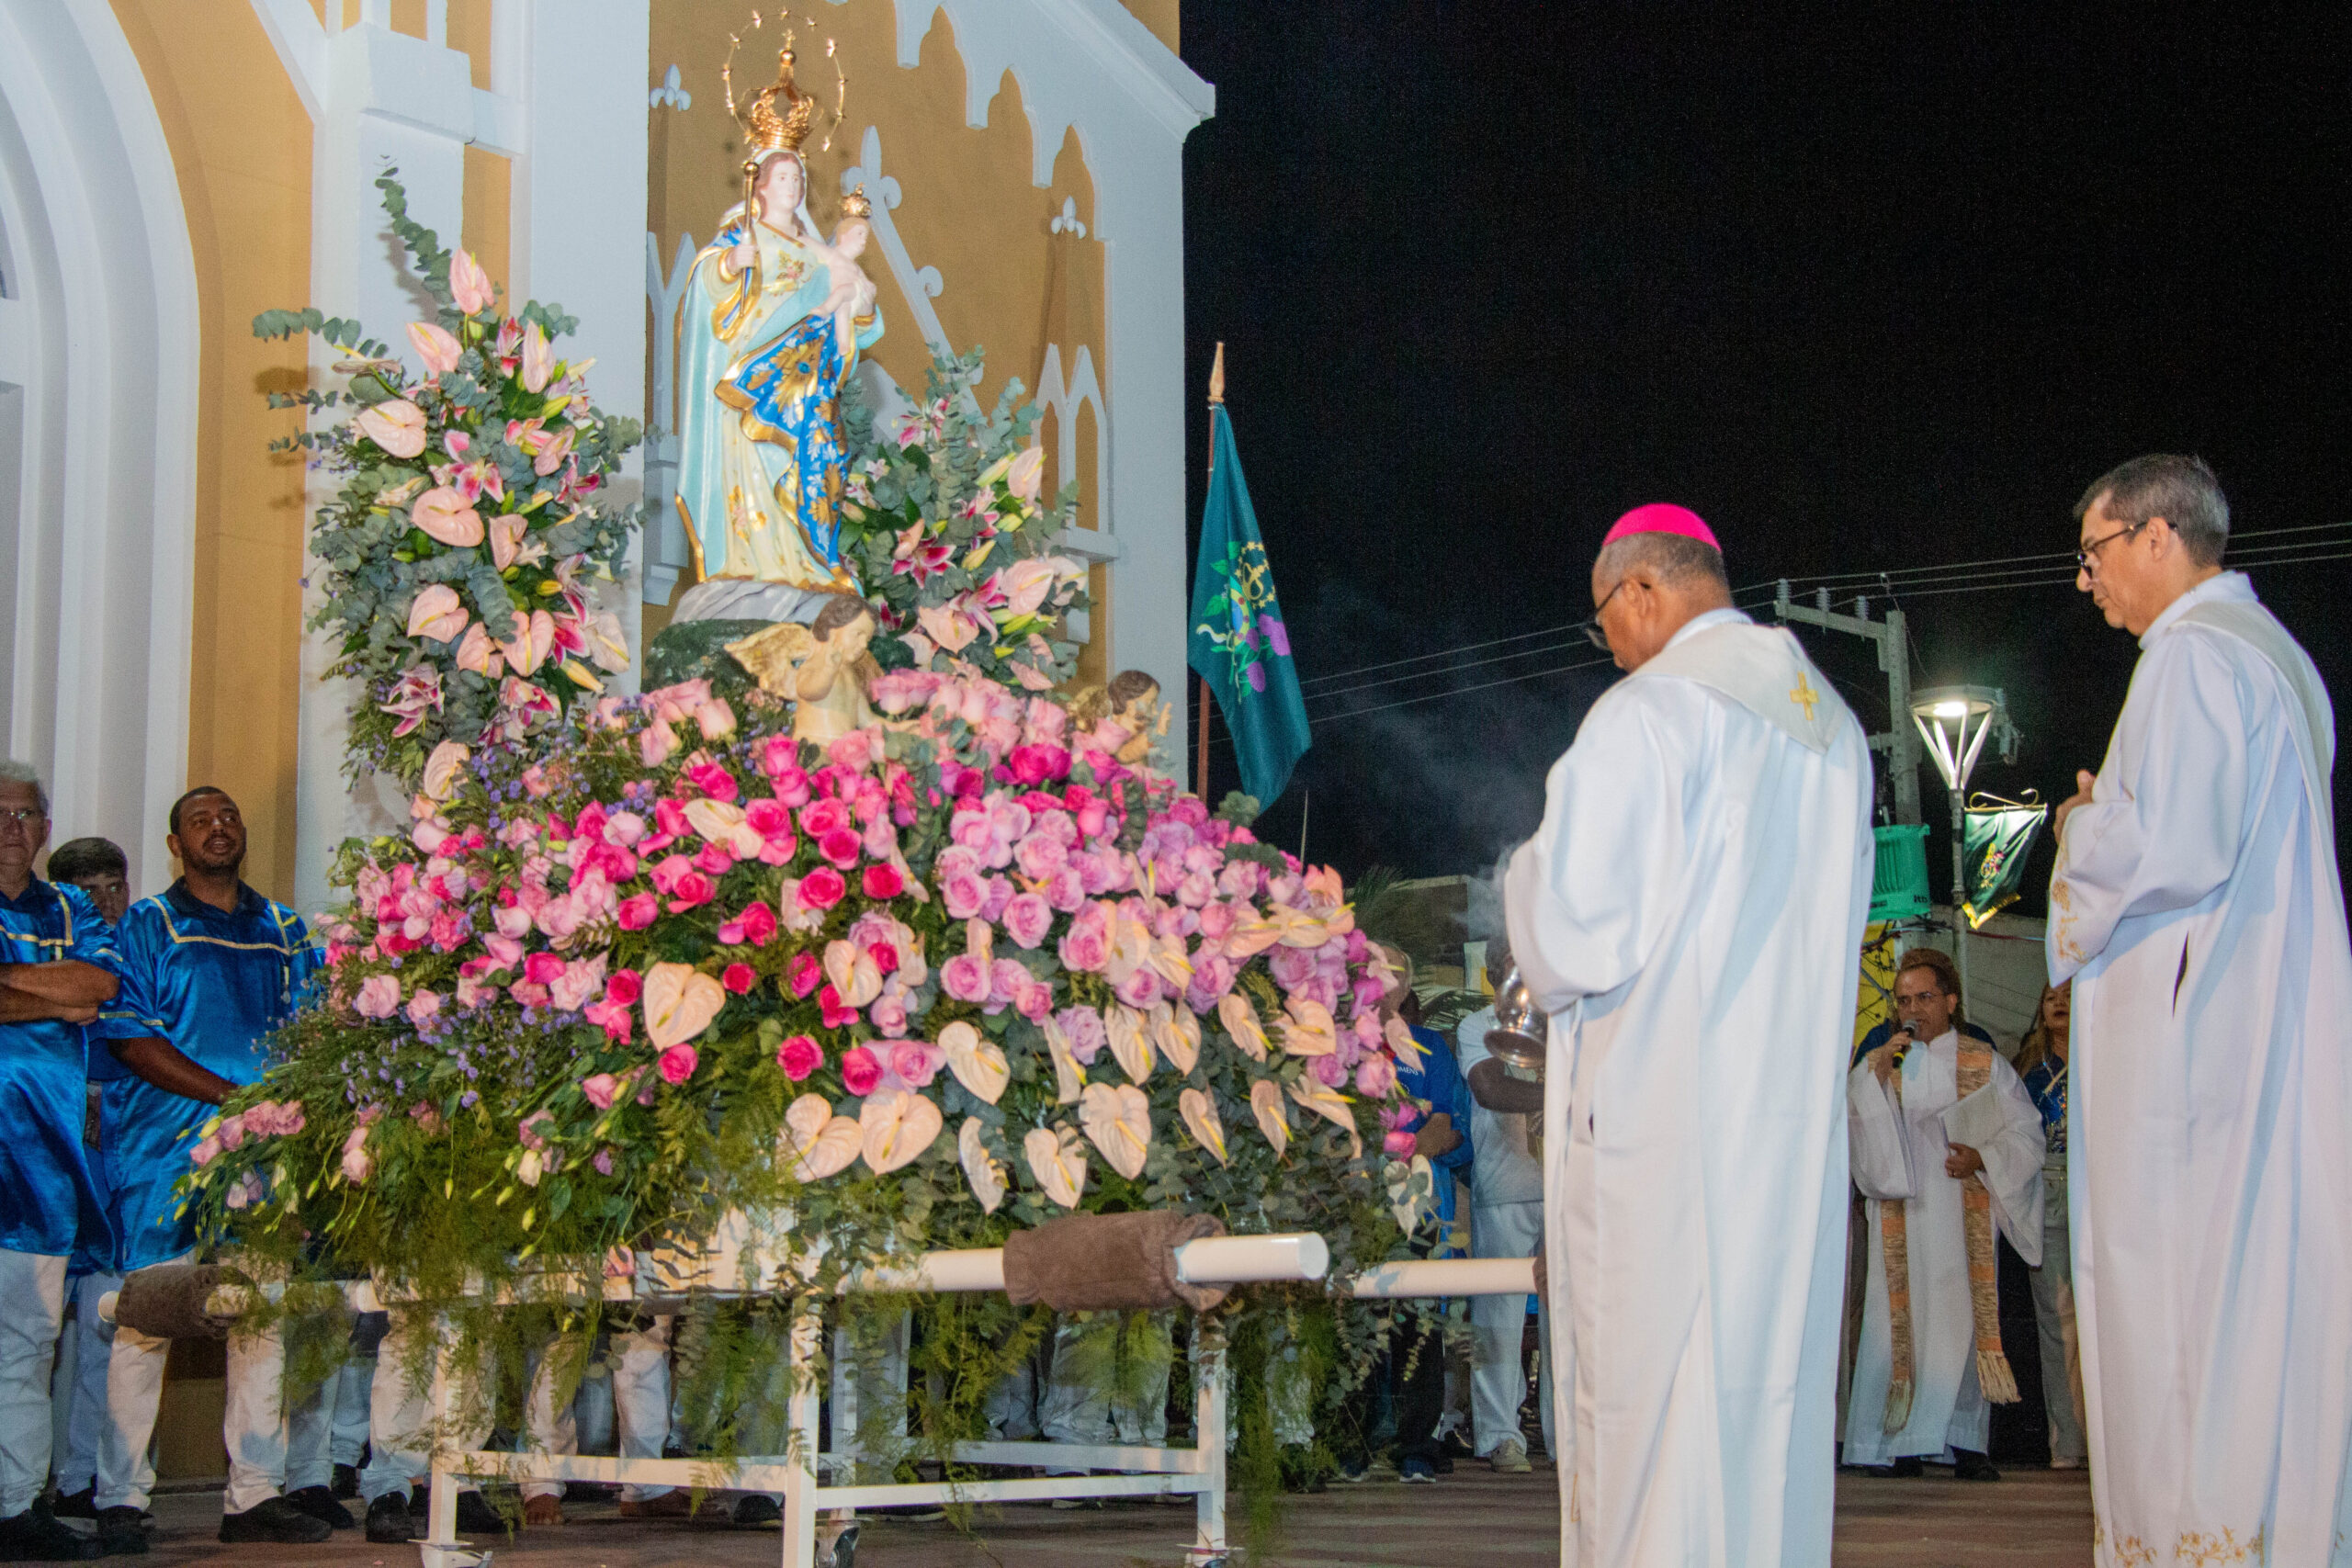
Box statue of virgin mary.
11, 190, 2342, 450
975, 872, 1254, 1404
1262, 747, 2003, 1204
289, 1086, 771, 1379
670, 46, 884, 627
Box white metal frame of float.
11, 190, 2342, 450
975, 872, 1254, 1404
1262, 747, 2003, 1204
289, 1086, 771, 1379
107, 1235, 1539, 1568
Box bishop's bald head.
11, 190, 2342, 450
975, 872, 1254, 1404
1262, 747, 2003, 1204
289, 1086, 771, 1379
1589, 504, 1733, 672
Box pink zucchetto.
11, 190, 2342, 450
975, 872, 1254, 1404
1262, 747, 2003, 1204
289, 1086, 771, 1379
1602, 502, 1720, 552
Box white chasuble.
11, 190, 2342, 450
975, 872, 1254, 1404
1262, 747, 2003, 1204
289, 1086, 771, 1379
1840, 1032, 2045, 1465
1505, 610, 1873, 1567
2048, 571, 2352, 1566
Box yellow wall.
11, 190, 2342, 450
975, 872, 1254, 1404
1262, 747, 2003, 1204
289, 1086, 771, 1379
647, 1, 1111, 668
1116, 0, 1178, 52
111, 1, 312, 902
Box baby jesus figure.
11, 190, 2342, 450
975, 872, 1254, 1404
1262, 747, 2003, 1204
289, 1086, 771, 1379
810, 208, 879, 362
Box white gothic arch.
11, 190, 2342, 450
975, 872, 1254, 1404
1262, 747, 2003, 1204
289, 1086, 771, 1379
0, 0, 200, 894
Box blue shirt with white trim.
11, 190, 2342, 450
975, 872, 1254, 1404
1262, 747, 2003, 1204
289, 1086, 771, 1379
0, 879, 121, 1257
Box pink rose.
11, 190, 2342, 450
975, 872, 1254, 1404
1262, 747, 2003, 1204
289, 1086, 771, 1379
839, 1045, 882, 1097
819, 985, 859, 1029
861, 863, 904, 900
777, 1033, 822, 1081
657, 1043, 699, 1085
1384, 1129, 1418, 1158
727, 901, 778, 947
617, 893, 659, 930
889, 1040, 943, 1089
1001, 893, 1053, 951
1057, 904, 1111, 974
797, 866, 847, 911
684, 761, 738, 802
941, 873, 988, 919
524, 953, 565, 986
722, 963, 756, 995
1312, 1054, 1350, 1089
582, 1073, 620, 1111
868, 992, 909, 1037
1355, 1055, 1396, 1099
354, 975, 400, 1019
1012, 977, 1054, 1022
1056, 1006, 1107, 1065
1114, 966, 1162, 1009
818, 828, 863, 869
667, 872, 716, 911
605, 968, 644, 1006
786, 953, 823, 998
940, 953, 992, 1004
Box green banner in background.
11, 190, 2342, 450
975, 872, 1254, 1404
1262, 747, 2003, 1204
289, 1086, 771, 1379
1962, 793, 2047, 930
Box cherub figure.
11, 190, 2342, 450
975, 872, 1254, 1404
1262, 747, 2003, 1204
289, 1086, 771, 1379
1071, 671, 1169, 768
726, 595, 882, 749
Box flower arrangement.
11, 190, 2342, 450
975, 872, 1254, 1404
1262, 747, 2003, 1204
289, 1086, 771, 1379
835, 351, 1090, 692
187, 667, 1432, 1303
256, 175, 644, 786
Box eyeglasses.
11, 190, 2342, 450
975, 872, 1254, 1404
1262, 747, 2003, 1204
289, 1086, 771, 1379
0, 808, 45, 833
2075, 519, 2150, 573
1582, 579, 1629, 649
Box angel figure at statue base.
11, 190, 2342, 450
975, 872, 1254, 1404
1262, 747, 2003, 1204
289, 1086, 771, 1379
727, 595, 882, 750
1072, 671, 1171, 770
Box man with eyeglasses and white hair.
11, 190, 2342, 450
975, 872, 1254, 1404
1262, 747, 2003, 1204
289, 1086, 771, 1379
0, 761, 122, 1561
2049, 454, 2352, 1562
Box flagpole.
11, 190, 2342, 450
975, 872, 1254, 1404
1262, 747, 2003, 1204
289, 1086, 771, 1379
1198, 341, 1225, 802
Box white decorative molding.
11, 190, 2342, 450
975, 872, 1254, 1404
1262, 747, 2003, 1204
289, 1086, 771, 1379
640, 230, 696, 604
0, 0, 202, 895
650, 63, 690, 110
1035, 342, 1111, 539
1048, 195, 1085, 236
840, 124, 951, 356
248, 0, 326, 118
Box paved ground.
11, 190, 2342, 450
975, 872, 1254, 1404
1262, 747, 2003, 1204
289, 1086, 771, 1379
106, 1463, 2094, 1566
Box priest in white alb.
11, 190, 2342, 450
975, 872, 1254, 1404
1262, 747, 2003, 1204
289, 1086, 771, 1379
1842, 947, 2045, 1481
2048, 455, 2352, 1564
1504, 504, 1874, 1567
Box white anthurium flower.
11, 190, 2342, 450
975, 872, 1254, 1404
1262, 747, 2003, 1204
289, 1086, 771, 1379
1250, 1079, 1290, 1160
860, 1089, 944, 1175
1178, 1087, 1227, 1167
958, 1118, 1007, 1213
1218, 993, 1270, 1063
1106, 1004, 1155, 1085
938, 1021, 1010, 1106
1079, 1081, 1152, 1181
1023, 1124, 1089, 1210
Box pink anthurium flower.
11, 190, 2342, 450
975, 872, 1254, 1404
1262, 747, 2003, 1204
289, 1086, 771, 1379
404, 584, 469, 643
450, 249, 496, 315
354, 399, 427, 458
500, 609, 556, 676
412, 487, 485, 547
406, 321, 462, 376
521, 321, 555, 393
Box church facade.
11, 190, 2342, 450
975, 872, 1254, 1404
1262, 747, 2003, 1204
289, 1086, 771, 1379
0, 0, 1207, 912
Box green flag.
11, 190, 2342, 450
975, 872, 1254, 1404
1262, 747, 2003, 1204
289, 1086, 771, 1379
1189, 404, 1310, 807
1962, 794, 2048, 929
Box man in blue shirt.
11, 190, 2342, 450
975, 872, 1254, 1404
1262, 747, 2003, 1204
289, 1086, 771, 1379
0, 764, 123, 1562
40, 838, 134, 1529
92, 788, 336, 1550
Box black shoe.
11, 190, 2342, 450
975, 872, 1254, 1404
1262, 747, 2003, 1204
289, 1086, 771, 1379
1887, 1455, 1925, 1478
0, 1506, 101, 1561
731, 1495, 781, 1528
218, 1497, 332, 1545
1951, 1450, 2000, 1483
331, 1462, 359, 1500
47, 1490, 94, 1523
455, 1490, 507, 1535
282, 1484, 354, 1529
93, 1507, 146, 1557
364, 1491, 414, 1545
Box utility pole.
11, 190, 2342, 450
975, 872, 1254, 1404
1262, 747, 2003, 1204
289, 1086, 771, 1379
1773, 582, 1922, 826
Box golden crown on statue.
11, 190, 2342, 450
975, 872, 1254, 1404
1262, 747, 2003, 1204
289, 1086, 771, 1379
840, 185, 872, 219
721, 13, 846, 164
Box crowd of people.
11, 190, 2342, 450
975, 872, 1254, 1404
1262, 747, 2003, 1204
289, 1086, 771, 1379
1504, 457, 2347, 1565
0, 449, 2339, 1568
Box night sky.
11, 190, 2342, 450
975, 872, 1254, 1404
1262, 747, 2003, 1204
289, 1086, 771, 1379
1178, 3, 2352, 918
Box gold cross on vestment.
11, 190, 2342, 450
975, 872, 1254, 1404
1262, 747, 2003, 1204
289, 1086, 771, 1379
1789, 672, 1821, 720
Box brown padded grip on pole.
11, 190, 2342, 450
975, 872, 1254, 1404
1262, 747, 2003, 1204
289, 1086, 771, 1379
112, 1263, 240, 1340
1002, 1211, 1231, 1313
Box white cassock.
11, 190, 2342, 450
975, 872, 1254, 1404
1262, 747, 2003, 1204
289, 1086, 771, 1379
1840, 1031, 2045, 1464
2047, 570, 2352, 1565
1505, 607, 1873, 1567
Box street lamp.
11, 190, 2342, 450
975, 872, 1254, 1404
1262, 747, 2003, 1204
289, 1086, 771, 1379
1909, 685, 2014, 999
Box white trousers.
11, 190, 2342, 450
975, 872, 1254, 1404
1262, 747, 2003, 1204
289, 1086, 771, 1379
357, 1314, 492, 1505
518, 1317, 675, 1503
1040, 1315, 1170, 1452
0, 1250, 67, 1517
1470, 1201, 1555, 1459
51, 1270, 119, 1495
96, 1253, 331, 1514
